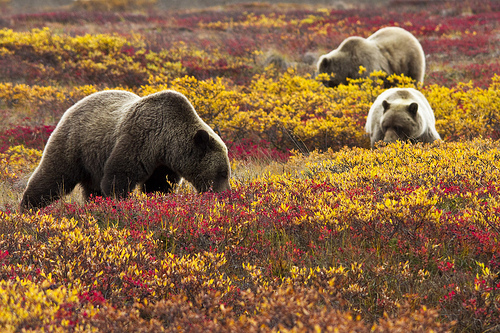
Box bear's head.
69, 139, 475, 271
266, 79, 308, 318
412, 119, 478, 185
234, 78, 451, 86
317, 37, 390, 88
183, 129, 231, 193
379, 100, 424, 143
317, 37, 376, 88
317, 52, 360, 88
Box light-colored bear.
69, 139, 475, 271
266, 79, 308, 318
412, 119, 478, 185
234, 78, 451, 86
365, 88, 441, 148
317, 27, 425, 87
20, 90, 231, 210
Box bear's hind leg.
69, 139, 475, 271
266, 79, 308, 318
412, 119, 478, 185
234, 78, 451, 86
142, 165, 180, 194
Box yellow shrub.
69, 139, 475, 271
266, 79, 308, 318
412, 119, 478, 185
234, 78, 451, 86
425, 75, 500, 140
1, 71, 499, 153
0, 145, 42, 182
0, 278, 96, 332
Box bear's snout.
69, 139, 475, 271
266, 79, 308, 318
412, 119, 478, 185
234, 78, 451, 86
383, 128, 400, 143
213, 179, 231, 193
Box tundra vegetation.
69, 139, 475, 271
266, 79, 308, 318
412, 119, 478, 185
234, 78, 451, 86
0, 1, 499, 332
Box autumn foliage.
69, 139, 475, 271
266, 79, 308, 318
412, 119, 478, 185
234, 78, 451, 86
0, 1, 499, 332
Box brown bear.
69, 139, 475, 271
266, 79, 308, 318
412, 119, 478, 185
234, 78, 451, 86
20, 89, 231, 210
317, 27, 425, 87
365, 88, 441, 148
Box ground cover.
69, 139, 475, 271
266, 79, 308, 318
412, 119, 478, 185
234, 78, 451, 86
0, 1, 499, 331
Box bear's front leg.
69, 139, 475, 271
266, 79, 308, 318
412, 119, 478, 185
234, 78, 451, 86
142, 165, 180, 194
100, 146, 149, 198
101, 169, 141, 199
370, 129, 385, 148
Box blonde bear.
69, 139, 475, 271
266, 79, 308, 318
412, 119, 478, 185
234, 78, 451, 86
365, 88, 441, 148
317, 27, 425, 87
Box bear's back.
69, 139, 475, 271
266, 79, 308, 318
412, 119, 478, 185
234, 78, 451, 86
368, 27, 425, 83
64, 90, 139, 126
57, 90, 138, 137
44, 90, 140, 174
130, 90, 225, 147
337, 36, 380, 57
131, 90, 198, 124
367, 27, 416, 44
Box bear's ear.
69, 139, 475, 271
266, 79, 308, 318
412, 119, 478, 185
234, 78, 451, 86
408, 102, 418, 116
194, 129, 210, 151
319, 57, 330, 70
382, 100, 390, 113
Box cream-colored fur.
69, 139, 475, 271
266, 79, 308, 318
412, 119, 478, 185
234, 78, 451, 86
317, 27, 425, 87
365, 88, 441, 148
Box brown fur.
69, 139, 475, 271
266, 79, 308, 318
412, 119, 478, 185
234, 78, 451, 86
20, 90, 231, 210
317, 27, 425, 87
